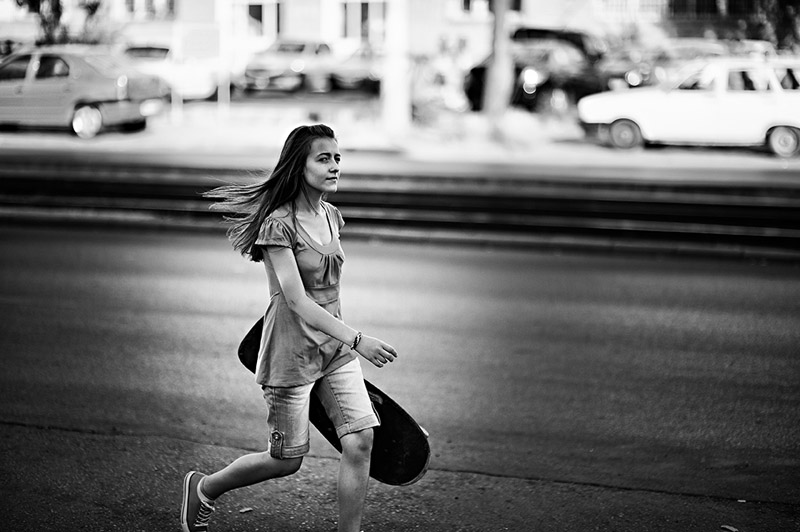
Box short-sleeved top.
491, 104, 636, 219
254, 201, 356, 387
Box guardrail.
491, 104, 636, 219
1, 156, 799, 260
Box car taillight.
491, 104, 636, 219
116, 75, 129, 100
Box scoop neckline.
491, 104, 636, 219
295, 203, 338, 253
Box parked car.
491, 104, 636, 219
510, 26, 607, 63
241, 38, 335, 93
0, 45, 167, 138
121, 44, 220, 101
599, 38, 728, 90
595, 46, 659, 90
578, 57, 800, 157
331, 44, 382, 93
465, 38, 607, 114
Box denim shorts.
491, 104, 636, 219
262, 358, 380, 459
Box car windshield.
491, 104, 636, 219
674, 65, 716, 90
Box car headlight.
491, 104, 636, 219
624, 70, 642, 87
521, 67, 543, 94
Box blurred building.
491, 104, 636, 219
0, 1, 787, 64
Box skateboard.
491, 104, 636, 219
238, 317, 431, 486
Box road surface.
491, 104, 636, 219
1, 224, 798, 531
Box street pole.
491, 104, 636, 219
381, 0, 411, 142
483, 0, 512, 142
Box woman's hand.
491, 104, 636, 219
355, 335, 398, 368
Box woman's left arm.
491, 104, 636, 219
267, 246, 397, 367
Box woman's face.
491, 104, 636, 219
303, 137, 340, 197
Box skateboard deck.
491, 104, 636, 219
238, 317, 430, 486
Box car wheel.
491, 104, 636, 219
767, 126, 800, 158
72, 105, 103, 139
608, 119, 644, 150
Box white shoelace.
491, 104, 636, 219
195, 499, 215, 526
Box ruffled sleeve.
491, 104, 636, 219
255, 217, 294, 248
330, 204, 345, 232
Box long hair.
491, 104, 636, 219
205, 124, 337, 261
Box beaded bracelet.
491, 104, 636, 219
351, 331, 362, 350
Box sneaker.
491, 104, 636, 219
181, 471, 215, 532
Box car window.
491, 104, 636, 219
276, 42, 305, 54
36, 55, 70, 79
727, 68, 771, 91
676, 69, 715, 91
0, 55, 31, 81
774, 66, 800, 90
316, 44, 331, 55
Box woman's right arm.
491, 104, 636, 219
266, 246, 398, 368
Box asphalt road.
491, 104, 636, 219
1, 224, 799, 531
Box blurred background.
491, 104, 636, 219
1, 0, 799, 145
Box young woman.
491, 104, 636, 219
181, 124, 398, 532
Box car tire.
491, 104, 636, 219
767, 126, 800, 158
608, 119, 644, 150
72, 105, 103, 139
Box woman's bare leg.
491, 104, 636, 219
201, 452, 303, 499
337, 428, 374, 532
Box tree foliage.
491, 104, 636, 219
15, 0, 65, 44
14, 0, 108, 45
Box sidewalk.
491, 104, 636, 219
2, 99, 800, 182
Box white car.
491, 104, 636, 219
0, 45, 166, 138
578, 57, 800, 157
241, 39, 335, 93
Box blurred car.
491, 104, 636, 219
0, 44, 167, 139
578, 57, 800, 157
510, 26, 607, 63
600, 38, 728, 90
241, 38, 335, 93
596, 46, 662, 90
121, 44, 219, 101
331, 44, 382, 93
465, 37, 607, 114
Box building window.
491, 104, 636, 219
463, 0, 521, 12
249, 2, 282, 37
669, 0, 736, 18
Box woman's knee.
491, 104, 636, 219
260, 452, 303, 477
341, 428, 374, 459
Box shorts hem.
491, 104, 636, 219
335, 413, 380, 439
270, 441, 309, 460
